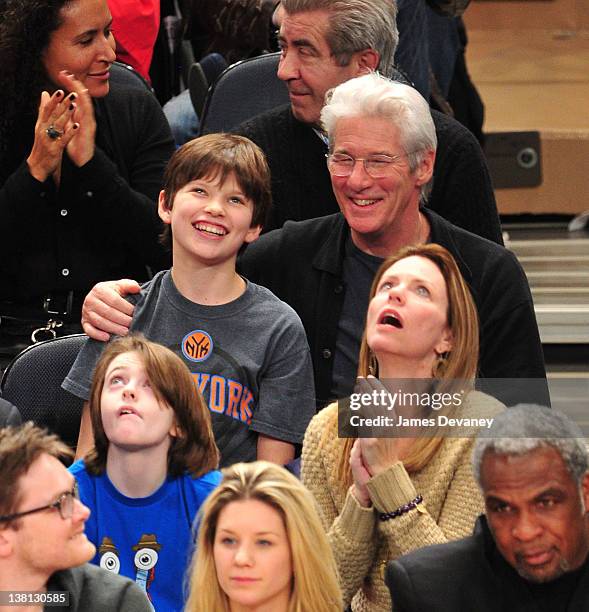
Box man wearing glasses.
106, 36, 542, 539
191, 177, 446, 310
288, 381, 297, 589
0, 423, 150, 611
239, 73, 546, 408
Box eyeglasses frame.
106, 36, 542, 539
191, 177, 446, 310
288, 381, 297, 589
325, 150, 421, 178
0, 487, 76, 523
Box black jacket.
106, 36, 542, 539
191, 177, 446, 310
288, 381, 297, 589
0, 83, 174, 316
239, 210, 547, 408
386, 515, 589, 612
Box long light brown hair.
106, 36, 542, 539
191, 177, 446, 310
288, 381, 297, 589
336, 243, 479, 484
85, 335, 219, 477
186, 461, 342, 612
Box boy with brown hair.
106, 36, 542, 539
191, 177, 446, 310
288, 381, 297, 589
64, 134, 315, 467
69, 336, 221, 611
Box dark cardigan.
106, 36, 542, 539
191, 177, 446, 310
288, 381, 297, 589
239, 210, 547, 408
0, 83, 174, 316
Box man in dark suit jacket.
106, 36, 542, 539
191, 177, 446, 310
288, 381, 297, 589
386, 405, 589, 612
0, 397, 21, 428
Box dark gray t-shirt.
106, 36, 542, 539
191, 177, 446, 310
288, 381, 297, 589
63, 270, 315, 466
47, 563, 152, 611
331, 237, 383, 399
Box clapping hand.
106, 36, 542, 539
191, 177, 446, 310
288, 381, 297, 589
26, 89, 78, 182
55, 70, 96, 168
350, 438, 372, 507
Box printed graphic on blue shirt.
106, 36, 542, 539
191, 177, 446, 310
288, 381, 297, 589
69, 463, 222, 612
98, 534, 161, 610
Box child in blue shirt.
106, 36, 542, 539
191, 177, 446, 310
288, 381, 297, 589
69, 335, 221, 611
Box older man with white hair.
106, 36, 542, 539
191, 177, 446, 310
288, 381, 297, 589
239, 73, 547, 408
386, 404, 589, 611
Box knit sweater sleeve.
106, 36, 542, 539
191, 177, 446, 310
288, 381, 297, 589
301, 407, 378, 605
366, 437, 484, 560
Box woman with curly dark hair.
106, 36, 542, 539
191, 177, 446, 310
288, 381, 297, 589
0, 0, 174, 363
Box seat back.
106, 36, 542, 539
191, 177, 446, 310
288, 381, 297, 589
188, 53, 229, 118
199, 52, 289, 134
0, 335, 87, 448
109, 61, 153, 92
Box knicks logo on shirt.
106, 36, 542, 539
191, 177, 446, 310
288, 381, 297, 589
182, 330, 213, 362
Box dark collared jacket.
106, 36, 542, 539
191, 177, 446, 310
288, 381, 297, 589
386, 515, 589, 612
239, 210, 548, 408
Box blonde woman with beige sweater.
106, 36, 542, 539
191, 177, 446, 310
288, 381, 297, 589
302, 244, 503, 611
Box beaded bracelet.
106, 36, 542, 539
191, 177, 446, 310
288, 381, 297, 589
378, 494, 423, 521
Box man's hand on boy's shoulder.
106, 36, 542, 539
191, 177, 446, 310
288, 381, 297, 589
81, 279, 140, 341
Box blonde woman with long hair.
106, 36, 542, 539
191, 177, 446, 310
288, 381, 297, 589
186, 461, 342, 612
302, 244, 504, 611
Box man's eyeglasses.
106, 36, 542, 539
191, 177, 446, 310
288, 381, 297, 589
326, 152, 417, 178
0, 488, 76, 523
